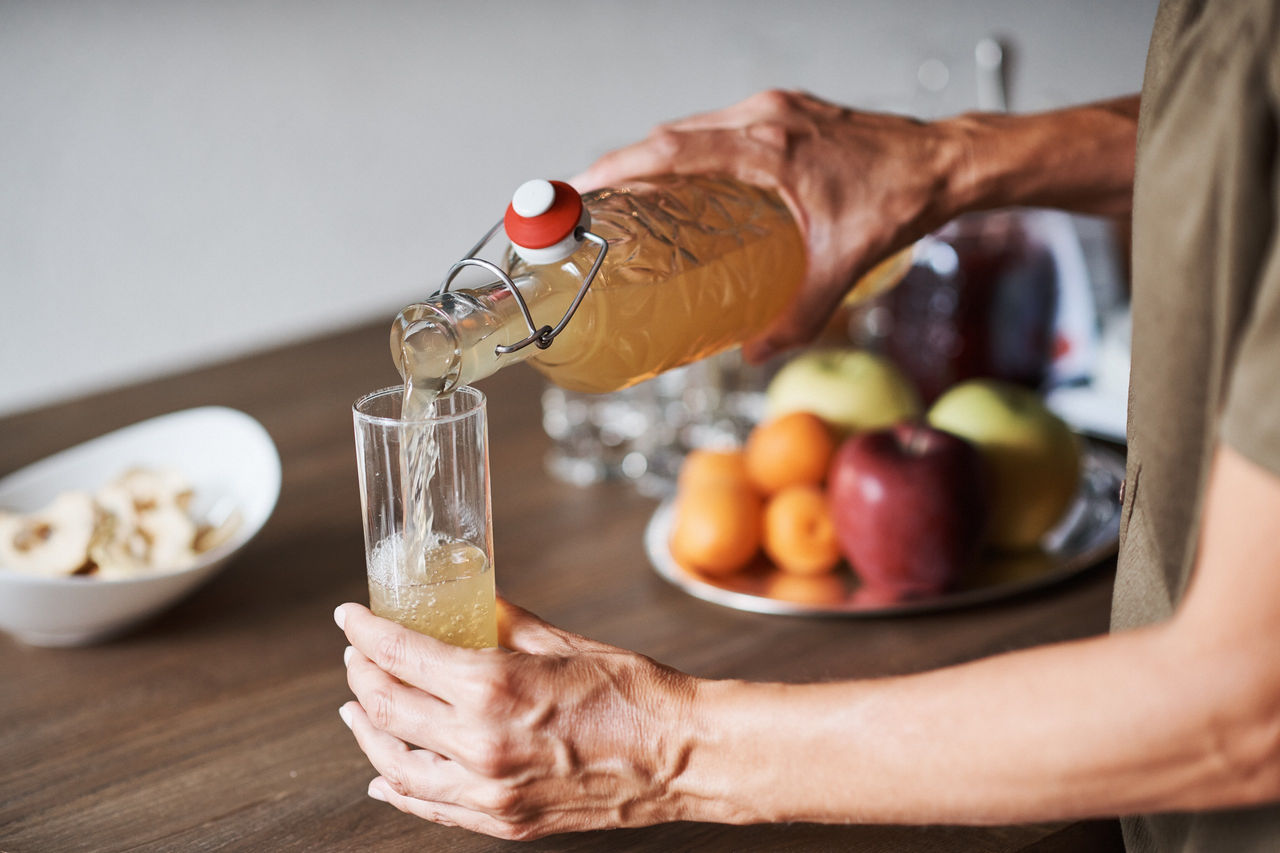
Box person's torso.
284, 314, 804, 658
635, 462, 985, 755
1116, 0, 1280, 849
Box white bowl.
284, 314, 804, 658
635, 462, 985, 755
0, 407, 280, 646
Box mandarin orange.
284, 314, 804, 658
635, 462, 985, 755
669, 483, 762, 576
676, 447, 752, 494
745, 411, 836, 495
765, 571, 848, 606
761, 484, 841, 576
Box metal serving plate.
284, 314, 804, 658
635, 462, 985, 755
645, 441, 1125, 617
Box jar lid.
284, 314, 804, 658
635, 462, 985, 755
504, 179, 590, 264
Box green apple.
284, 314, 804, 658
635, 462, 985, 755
926, 379, 1080, 550
765, 349, 921, 434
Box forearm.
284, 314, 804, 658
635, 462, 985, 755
938, 95, 1139, 219
678, 616, 1274, 826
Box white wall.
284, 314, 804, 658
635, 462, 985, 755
0, 0, 1157, 416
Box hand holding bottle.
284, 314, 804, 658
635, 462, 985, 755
572, 90, 969, 363
572, 90, 1140, 364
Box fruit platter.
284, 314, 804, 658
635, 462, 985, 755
644, 350, 1126, 616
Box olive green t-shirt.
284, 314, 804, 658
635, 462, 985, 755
1113, 0, 1280, 850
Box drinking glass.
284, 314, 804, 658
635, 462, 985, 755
352, 386, 496, 648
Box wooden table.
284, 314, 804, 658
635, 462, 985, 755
0, 321, 1124, 852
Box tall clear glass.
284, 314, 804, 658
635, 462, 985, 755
352, 386, 497, 648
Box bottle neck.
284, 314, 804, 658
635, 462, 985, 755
392, 268, 574, 395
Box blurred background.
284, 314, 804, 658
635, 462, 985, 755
0, 0, 1157, 418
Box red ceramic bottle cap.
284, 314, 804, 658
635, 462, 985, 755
504, 179, 584, 250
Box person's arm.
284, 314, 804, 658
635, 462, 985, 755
572, 90, 1139, 362
334, 443, 1280, 839
944, 95, 1139, 219
688, 446, 1280, 825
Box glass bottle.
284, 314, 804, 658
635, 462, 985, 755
392, 175, 910, 396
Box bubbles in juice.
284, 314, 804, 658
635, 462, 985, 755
368, 535, 497, 649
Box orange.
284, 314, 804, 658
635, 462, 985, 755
669, 484, 762, 577
765, 572, 848, 606
677, 448, 751, 494
761, 484, 841, 576
745, 412, 837, 495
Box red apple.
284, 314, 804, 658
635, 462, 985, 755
828, 423, 988, 598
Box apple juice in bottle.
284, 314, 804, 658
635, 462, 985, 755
392, 175, 911, 396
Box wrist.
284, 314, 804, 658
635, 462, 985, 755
929, 111, 1005, 219
928, 98, 1139, 219
670, 677, 791, 825
884, 113, 988, 247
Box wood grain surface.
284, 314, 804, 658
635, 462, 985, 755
0, 321, 1124, 852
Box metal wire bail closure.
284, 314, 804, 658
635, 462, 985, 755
437, 220, 608, 356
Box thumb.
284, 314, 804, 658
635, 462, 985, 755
497, 598, 580, 655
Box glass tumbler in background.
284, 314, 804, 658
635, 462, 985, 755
352, 386, 497, 649
540, 350, 767, 497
